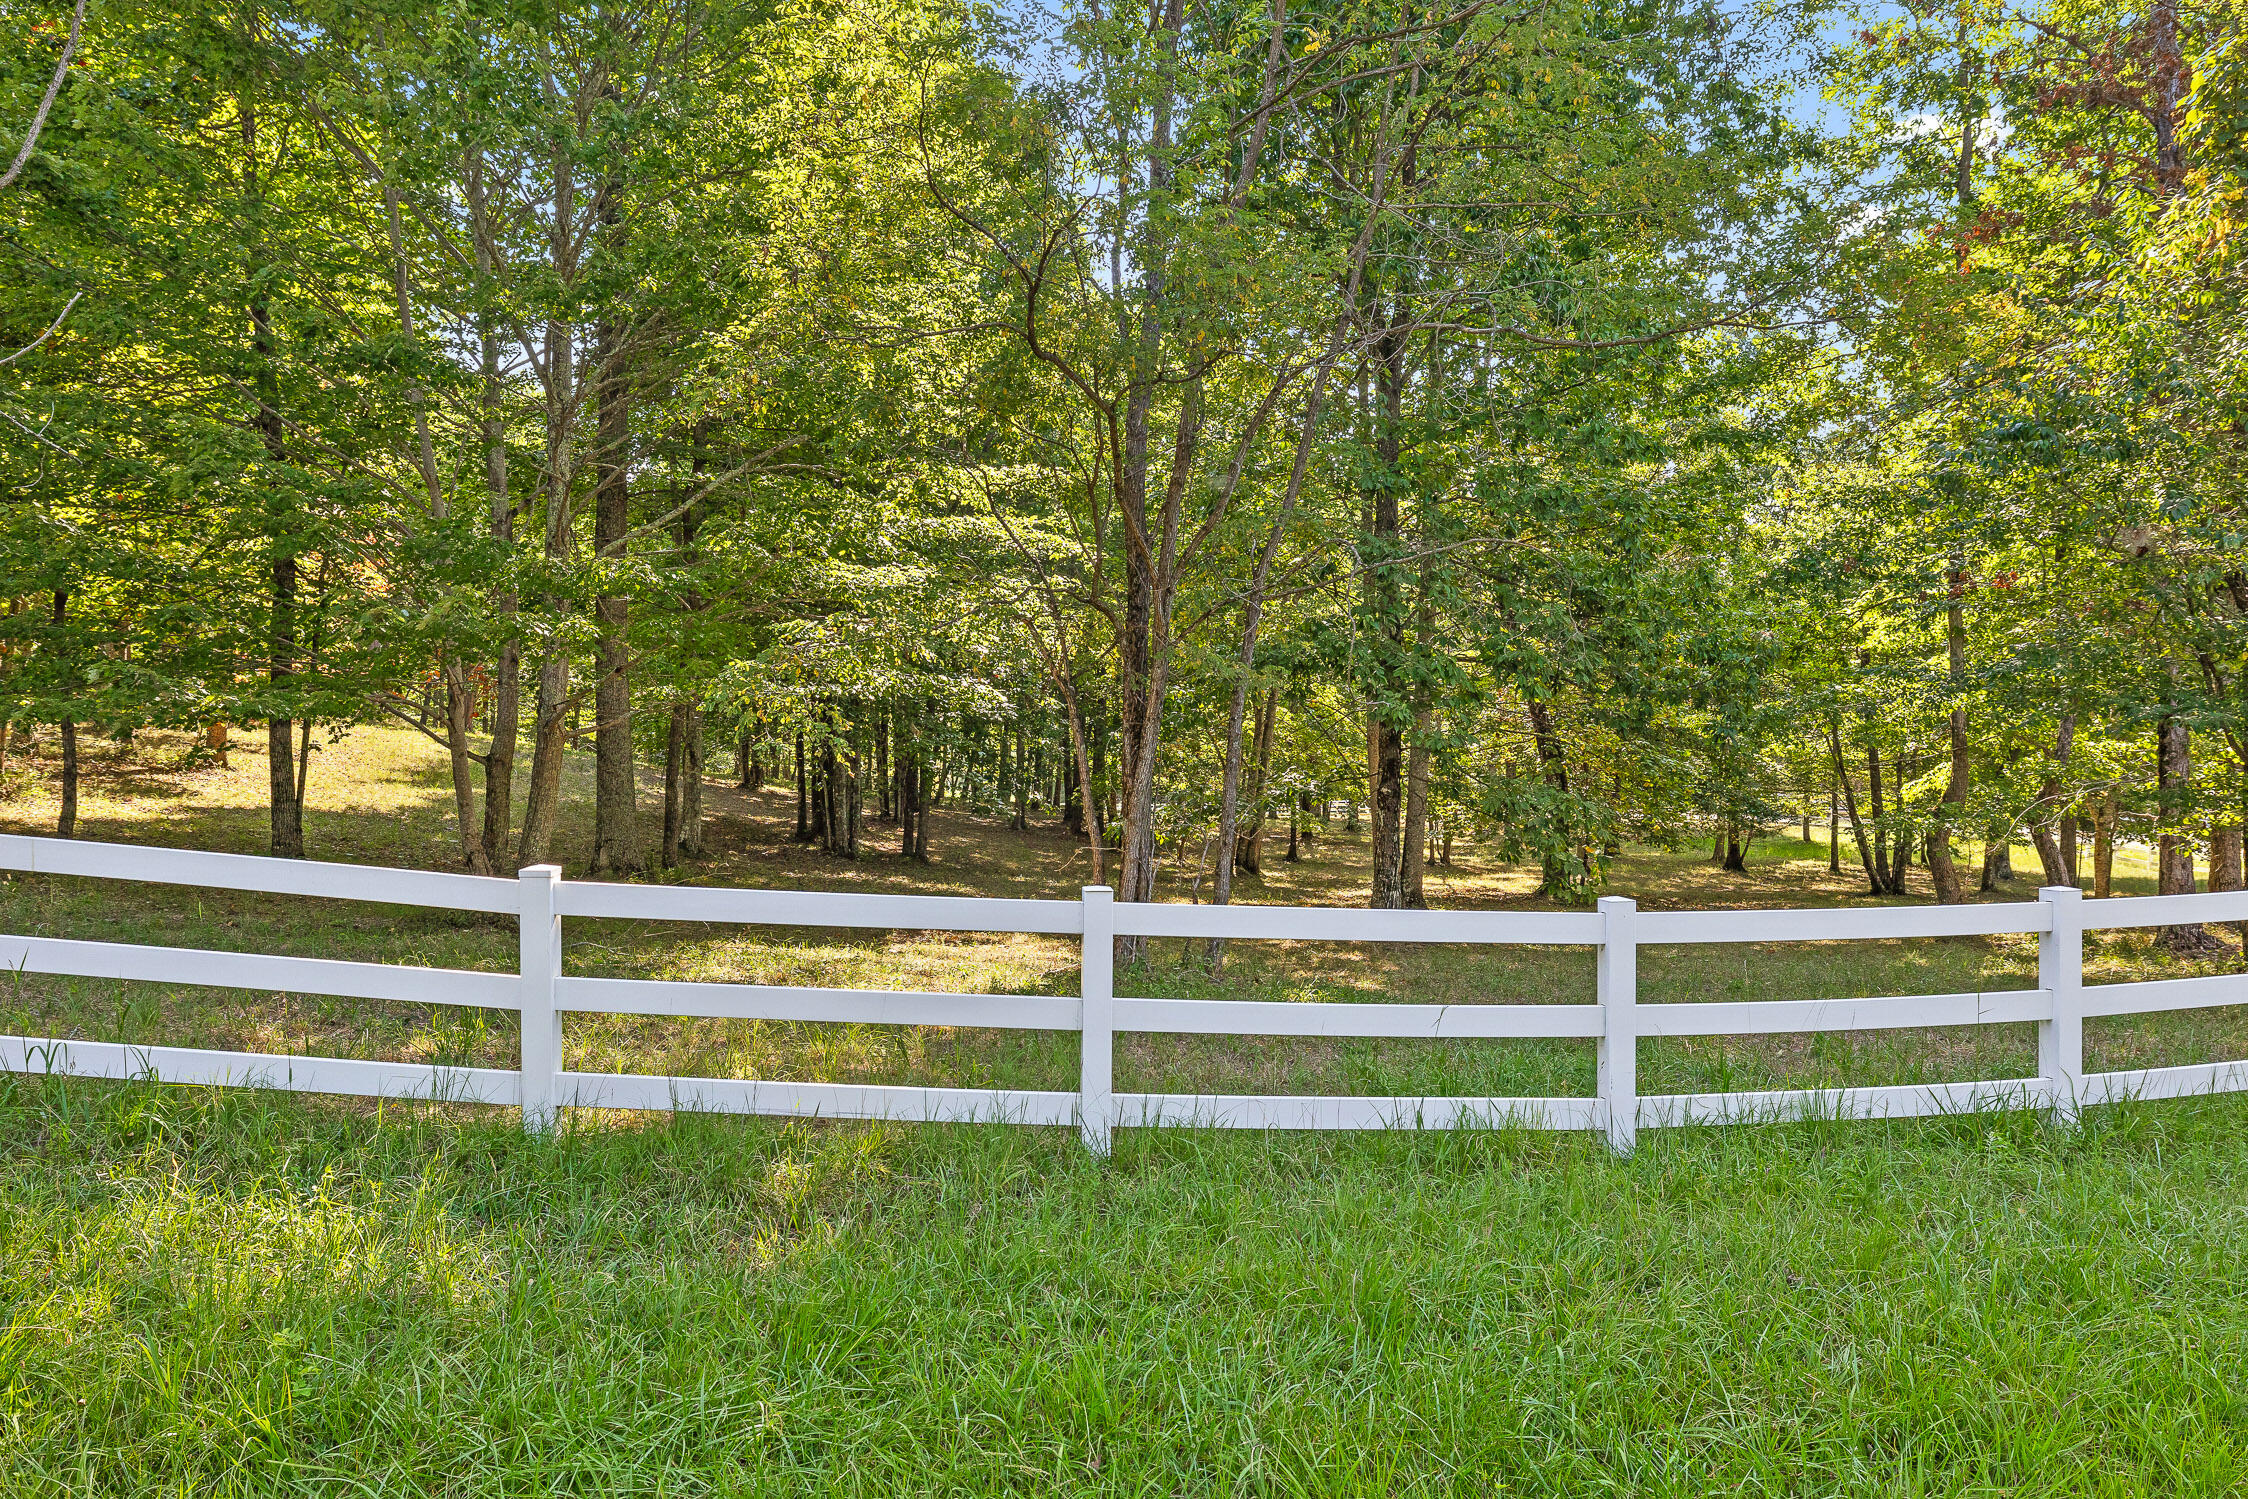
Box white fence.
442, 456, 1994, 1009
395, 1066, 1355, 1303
1, 834, 2245, 1154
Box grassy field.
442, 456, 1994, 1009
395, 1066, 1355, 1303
0, 725, 2235, 1101
4, 725, 2248, 1494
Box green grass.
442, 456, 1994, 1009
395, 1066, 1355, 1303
10, 1078, 2248, 1494
5, 725, 2248, 1493
0, 725, 2239, 1105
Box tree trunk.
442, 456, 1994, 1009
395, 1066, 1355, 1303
1218, 681, 1276, 927
513, 116, 584, 871
895, 723, 909, 826
1927, 557, 1972, 904
1865, 733, 1890, 890
1366, 728, 1404, 907
1011, 725, 1028, 830
1525, 696, 1573, 896
845, 739, 861, 858
588, 309, 638, 875
1105, 14, 1198, 954
823, 741, 838, 849
381, 155, 485, 875
680, 710, 703, 857
251, 355, 302, 860
2211, 824, 2245, 957
794, 732, 809, 842
1401, 713, 1431, 908
1241, 690, 1278, 878
266, 548, 304, 860
1114, 410, 1195, 924
475, 643, 518, 875
661, 702, 688, 868
2029, 819, 2067, 888
243, 97, 306, 861
57, 717, 75, 838
993, 725, 1009, 820
1827, 767, 1842, 875
1062, 688, 1102, 883
817, 738, 833, 853
910, 752, 925, 858
668, 428, 708, 863
901, 723, 928, 861
2151, 0, 2187, 192
2210, 826, 2244, 894
50, 589, 74, 836
1399, 468, 1436, 901
875, 716, 891, 819
2029, 717, 2077, 887
896, 748, 910, 855
1359, 293, 1412, 911
1064, 733, 1085, 837
2157, 714, 2209, 951
470, 154, 519, 876
1883, 753, 1912, 893
2158, 716, 2193, 895
2092, 790, 2117, 898
518, 661, 569, 867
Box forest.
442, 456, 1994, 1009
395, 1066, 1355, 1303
0, 0, 2242, 931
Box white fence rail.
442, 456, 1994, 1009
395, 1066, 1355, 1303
2, 834, 2245, 1154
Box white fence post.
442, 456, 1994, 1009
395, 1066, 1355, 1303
1079, 885, 1114, 1156
1597, 895, 1638, 1155
2039, 884, 2084, 1126
519, 864, 563, 1134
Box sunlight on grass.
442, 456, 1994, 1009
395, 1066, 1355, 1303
6, 1077, 2248, 1493
0, 723, 2239, 1105
2, 728, 2247, 1492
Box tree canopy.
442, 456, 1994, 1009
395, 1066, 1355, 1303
0, 0, 2242, 933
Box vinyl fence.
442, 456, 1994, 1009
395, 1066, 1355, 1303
3, 834, 2245, 1154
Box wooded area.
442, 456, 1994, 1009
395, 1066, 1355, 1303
0, 0, 2242, 935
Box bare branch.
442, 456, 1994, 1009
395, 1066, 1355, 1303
0, 290, 81, 366
0, 0, 85, 192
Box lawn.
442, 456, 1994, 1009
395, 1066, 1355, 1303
4, 726, 2248, 1494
